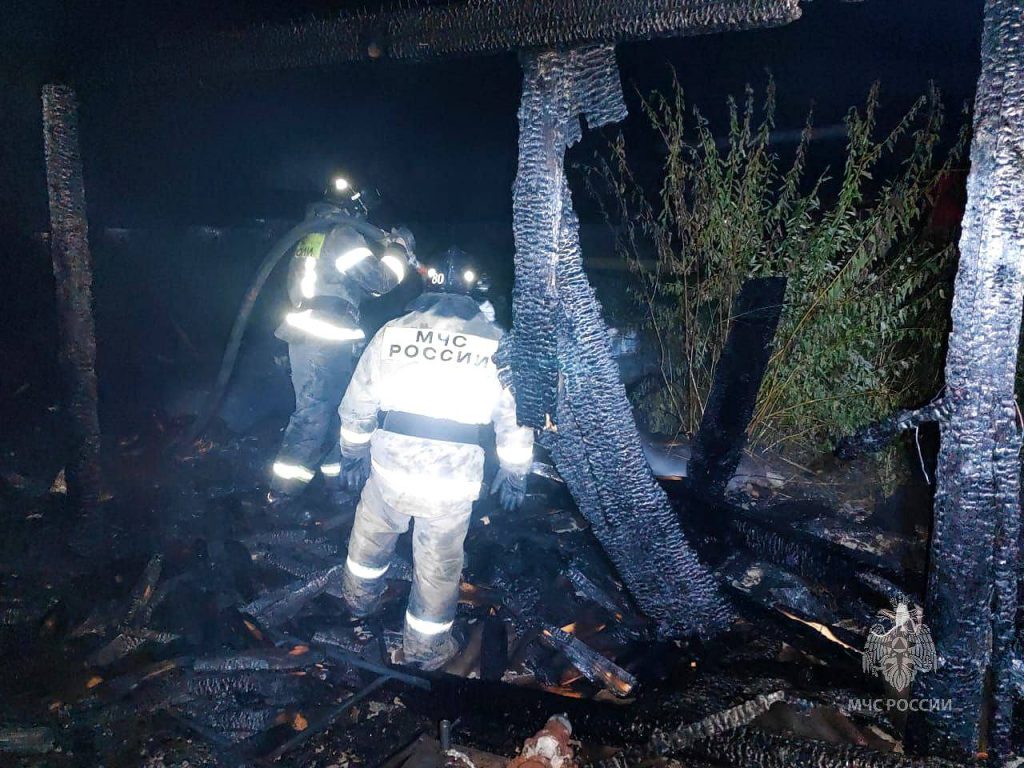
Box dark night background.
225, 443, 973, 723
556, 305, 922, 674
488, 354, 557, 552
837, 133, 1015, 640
0, 0, 984, 448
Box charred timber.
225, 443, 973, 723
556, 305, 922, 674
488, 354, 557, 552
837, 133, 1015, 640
686, 727, 966, 768
912, 0, 1024, 761
508, 46, 729, 639
239, 564, 344, 627
834, 399, 950, 460
41, 84, 102, 511
93, 1, 801, 84
539, 624, 637, 697
688, 277, 786, 498
193, 647, 325, 673
589, 692, 786, 767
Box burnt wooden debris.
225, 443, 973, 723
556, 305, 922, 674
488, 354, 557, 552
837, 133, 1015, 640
835, 399, 951, 460
506, 45, 731, 641
41, 84, 103, 512
49, 0, 803, 646
688, 276, 787, 498
0, 421, 987, 765
909, 0, 1024, 760
89, 0, 802, 84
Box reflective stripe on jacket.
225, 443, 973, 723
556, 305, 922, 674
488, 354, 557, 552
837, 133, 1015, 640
339, 293, 534, 506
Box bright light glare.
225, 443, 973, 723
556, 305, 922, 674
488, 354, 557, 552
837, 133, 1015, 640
300, 256, 318, 298
405, 610, 453, 636
333, 177, 350, 192
336, 246, 372, 273
463, 269, 476, 283
285, 310, 365, 341
341, 426, 373, 444
272, 461, 315, 482
381, 253, 407, 281
427, 268, 437, 278
346, 557, 389, 580
497, 442, 533, 466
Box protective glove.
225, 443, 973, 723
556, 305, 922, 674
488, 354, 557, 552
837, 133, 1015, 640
389, 226, 418, 268
341, 447, 371, 492
490, 468, 528, 513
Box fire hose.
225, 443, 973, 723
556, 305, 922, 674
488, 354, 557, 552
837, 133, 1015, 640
182, 212, 398, 445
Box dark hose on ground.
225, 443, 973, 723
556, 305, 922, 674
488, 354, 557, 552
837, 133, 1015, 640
182, 212, 391, 446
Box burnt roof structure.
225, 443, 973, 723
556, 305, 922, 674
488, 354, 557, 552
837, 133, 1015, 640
91, 0, 802, 81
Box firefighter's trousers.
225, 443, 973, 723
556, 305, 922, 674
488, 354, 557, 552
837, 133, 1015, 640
271, 339, 355, 495
341, 472, 472, 663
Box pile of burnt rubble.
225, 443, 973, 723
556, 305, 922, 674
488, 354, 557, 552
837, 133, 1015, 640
0, 424, 971, 768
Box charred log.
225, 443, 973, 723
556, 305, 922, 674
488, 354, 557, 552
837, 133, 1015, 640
539, 625, 637, 697
687, 727, 966, 768
92, 1, 802, 84
239, 564, 344, 627
193, 647, 325, 673
41, 84, 102, 511
0, 727, 56, 756
834, 399, 950, 460
911, 0, 1024, 760
653, 692, 786, 752
589, 692, 786, 767
508, 45, 729, 641
688, 277, 787, 498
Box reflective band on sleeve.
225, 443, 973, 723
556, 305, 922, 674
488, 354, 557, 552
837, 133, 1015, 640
405, 611, 453, 636
340, 426, 374, 444
346, 557, 389, 580
285, 310, 365, 341
380, 253, 407, 282
320, 463, 341, 477
300, 256, 318, 299
335, 246, 372, 273
497, 443, 534, 466
272, 461, 315, 482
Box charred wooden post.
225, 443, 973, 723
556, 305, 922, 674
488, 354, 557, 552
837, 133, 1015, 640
41, 84, 102, 511
688, 277, 786, 497
506, 46, 730, 640
912, 0, 1024, 759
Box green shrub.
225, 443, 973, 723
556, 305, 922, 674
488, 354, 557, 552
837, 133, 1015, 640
586, 78, 966, 459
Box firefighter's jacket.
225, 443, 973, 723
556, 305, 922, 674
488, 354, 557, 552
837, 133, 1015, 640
278, 222, 406, 344
339, 293, 534, 513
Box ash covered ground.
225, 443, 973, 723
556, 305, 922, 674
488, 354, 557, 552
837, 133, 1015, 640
0, 368, 955, 767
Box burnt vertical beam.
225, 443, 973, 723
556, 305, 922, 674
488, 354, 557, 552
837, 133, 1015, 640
913, 0, 1023, 760
510, 47, 730, 639
41, 84, 102, 511
688, 276, 786, 498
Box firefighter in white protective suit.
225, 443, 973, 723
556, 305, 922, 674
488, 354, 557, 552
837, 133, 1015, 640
337, 247, 534, 670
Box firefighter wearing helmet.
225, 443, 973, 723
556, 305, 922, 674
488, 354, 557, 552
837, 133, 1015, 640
268, 174, 415, 508
337, 246, 533, 669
